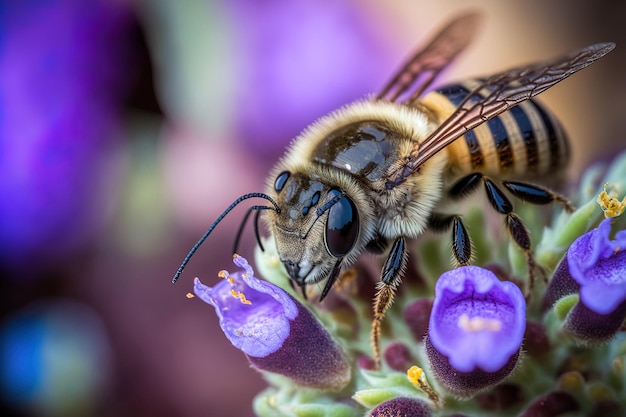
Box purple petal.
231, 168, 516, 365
567, 218, 626, 314
193, 255, 350, 389
193, 255, 297, 357
428, 266, 526, 373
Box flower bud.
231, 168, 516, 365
543, 218, 626, 342
403, 298, 432, 343
193, 255, 350, 390
520, 391, 579, 417
369, 397, 431, 417
383, 341, 414, 372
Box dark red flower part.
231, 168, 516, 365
564, 299, 626, 343
383, 341, 414, 372
248, 300, 351, 390
475, 383, 525, 411
520, 391, 579, 417
403, 298, 432, 343
357, 354, 377, 370
425, 336, 520, 397
523, 321, 550, 357
369, 397, 431, 417
541, 256, 580, 312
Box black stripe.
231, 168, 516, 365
528, 100, 561, 171
437, 83, 471, 106
487, 115, 513, 171
437, 83, 484, 169
464, 130, 483, 169
509, 104, 539, 172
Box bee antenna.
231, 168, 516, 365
315, 191, 345, 217
171, 192, 280, 284
232, 207, 265, 254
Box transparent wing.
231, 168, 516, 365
385, 42, 616, 189
376, 11, 482, 104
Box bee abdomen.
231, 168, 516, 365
426, 80, 569, 179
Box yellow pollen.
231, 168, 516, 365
229, 289, 253, 305
597, 183, 626, 218
407, 365, 441, 406
407, 365, 423, 385
458, 313, 502, 332
238, 292, 252, 305
227, 277, 235, 284
185, 293, 195, 299
218, 270, 228, 279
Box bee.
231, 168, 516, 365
173, 12, 614, 366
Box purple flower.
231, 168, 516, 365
544, 218, 626, 342
193, 255, 350, 390
425, 266, 526, 396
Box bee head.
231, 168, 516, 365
269, 170, 363, 300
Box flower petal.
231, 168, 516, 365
428, 266, 526, 373
194, 255, 350, 389
566, 218, 626, 315
193, 255, 297, 357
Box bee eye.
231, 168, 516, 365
274, 171, 290, 192
325, 190, 359, 257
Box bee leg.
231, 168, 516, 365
502, 181, 575, 213
428, 213, 472, 266
371, 236, 407, 368
482, 178, 542, 295
448, 172, 484, 199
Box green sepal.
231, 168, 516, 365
553, 294, 579, 321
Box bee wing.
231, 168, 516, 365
385, 42, 616, 190
376, 11, 482, 103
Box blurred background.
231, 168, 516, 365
0, 0, 624, 416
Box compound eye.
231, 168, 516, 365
274, 171, 290, 192
325, 190, 359, 257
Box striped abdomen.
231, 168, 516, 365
422, 79, 569, 181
